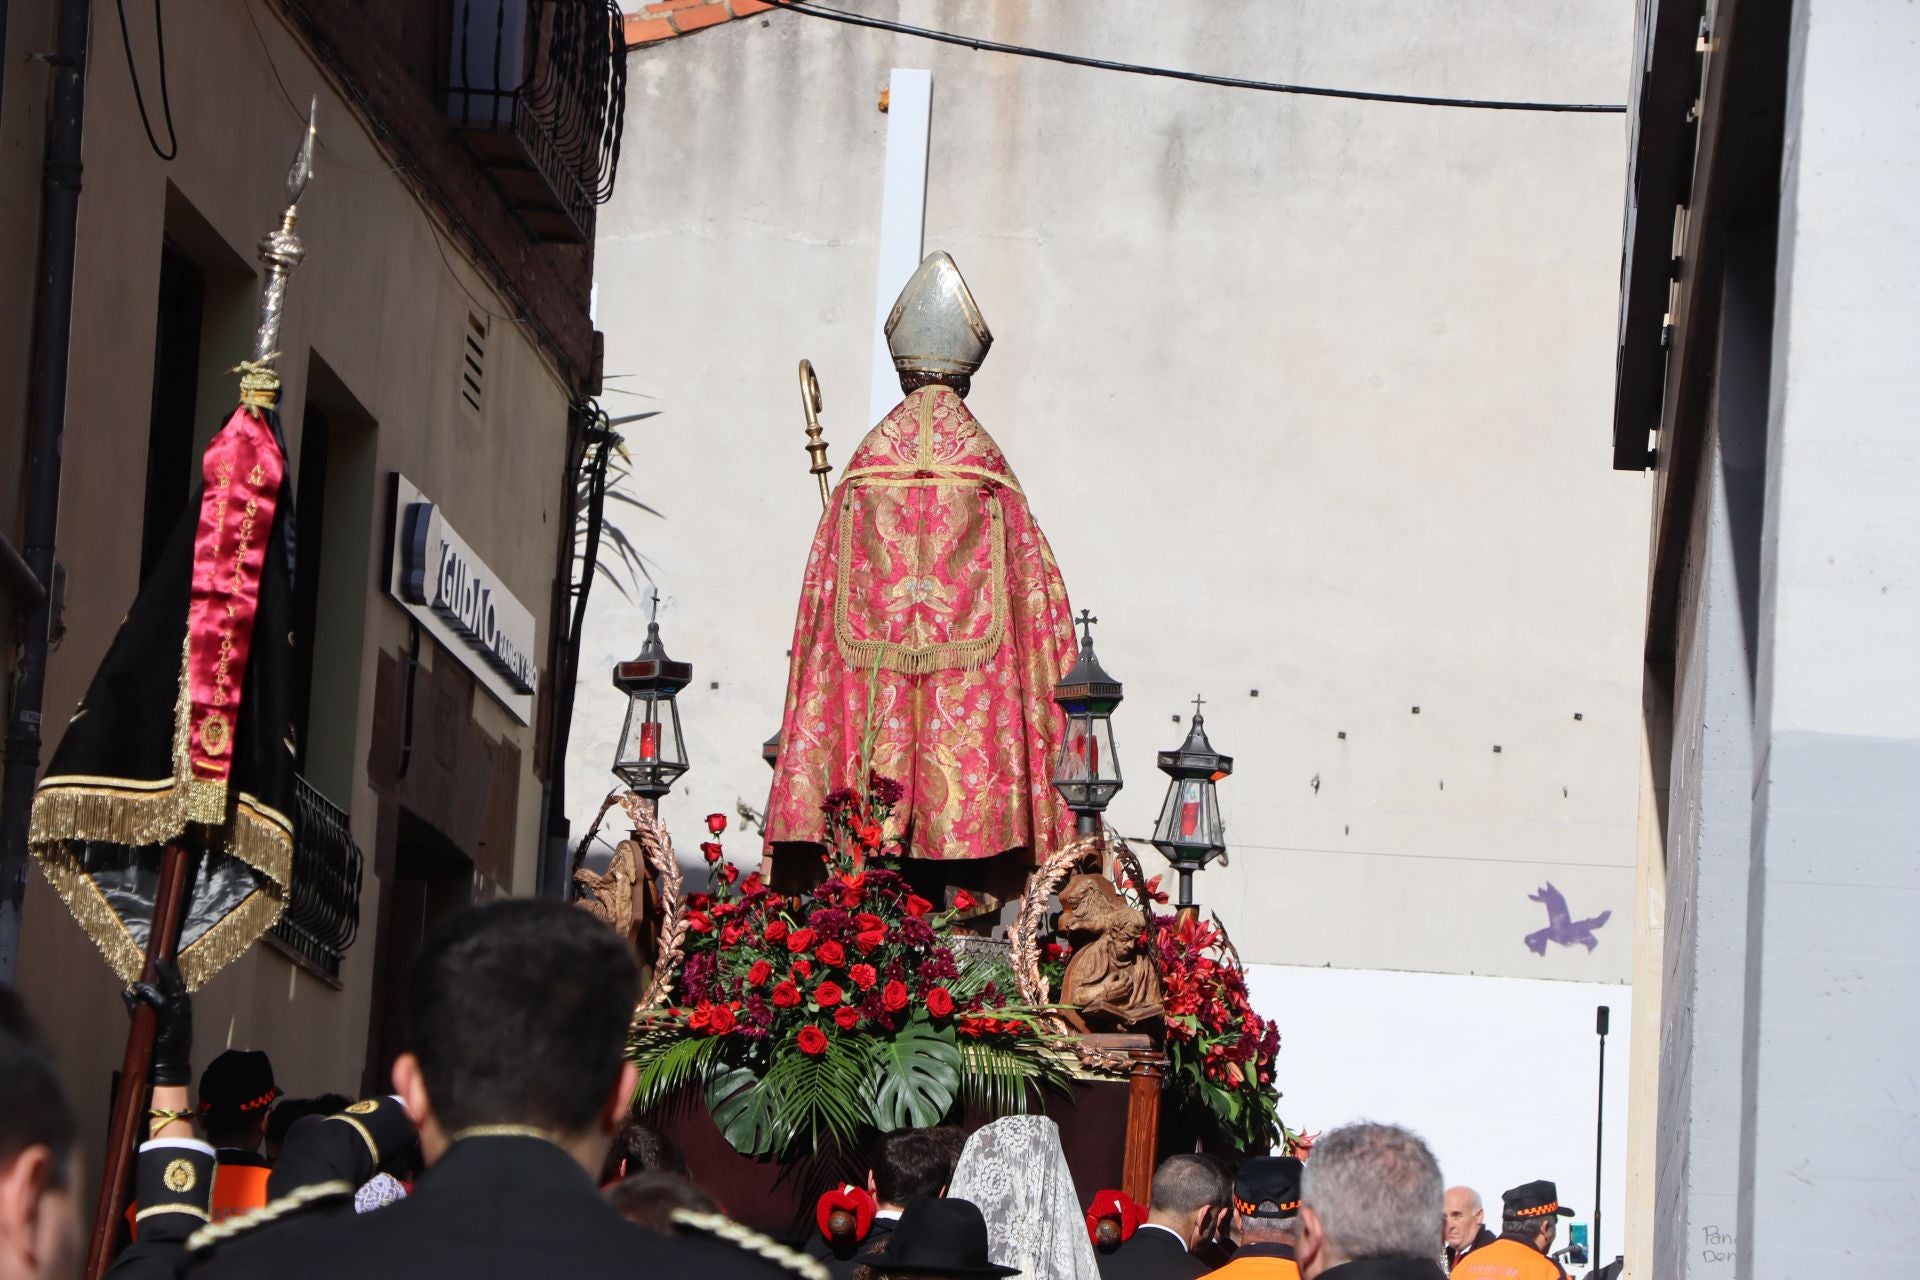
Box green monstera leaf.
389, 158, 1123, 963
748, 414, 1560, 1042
708, 1064, 786, 1157
867, 1019, 963, 1131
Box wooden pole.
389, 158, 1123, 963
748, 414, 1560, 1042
83, 840, 194, 1280
1121, 1047, 1166, 1206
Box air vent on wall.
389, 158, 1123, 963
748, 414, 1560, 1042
461, 310, 487, 417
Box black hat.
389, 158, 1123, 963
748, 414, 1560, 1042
858, 1197, 1021, 1277
198, 1049, 279, 1118
1233, 1156, 1303, 1218
1502, 1180, 1575, 1221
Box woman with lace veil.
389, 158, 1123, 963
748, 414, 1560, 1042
948, 1115, 1102, 1280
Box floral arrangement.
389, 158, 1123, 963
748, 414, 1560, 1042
627, 775, 1067, 1160
1151, 910, 1286, 1157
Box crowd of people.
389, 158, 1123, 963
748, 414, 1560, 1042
0, 901, 1603, 1280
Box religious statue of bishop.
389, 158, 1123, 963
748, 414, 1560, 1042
765, 251, 1078, 905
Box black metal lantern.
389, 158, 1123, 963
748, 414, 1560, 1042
1151, 697, 1233, 910
612, 608, 692, 803
1051, 610, 1124, 834
762, 728, 782, 771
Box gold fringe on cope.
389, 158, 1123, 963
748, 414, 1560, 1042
832, 486, 1009, 675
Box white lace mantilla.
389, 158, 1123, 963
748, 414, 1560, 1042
948, 1115, 1100, 1280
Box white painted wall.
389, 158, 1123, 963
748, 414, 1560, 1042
580, 0, 1648, 984
1246, 964, 1630, 1266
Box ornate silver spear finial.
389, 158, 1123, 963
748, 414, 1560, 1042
240, 98, 317, 407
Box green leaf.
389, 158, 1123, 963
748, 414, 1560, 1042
867, 1018, 963, 1130
708, 1064, 787, 1157
766, 1035, 873, 1152
629, 1027, 720, 1110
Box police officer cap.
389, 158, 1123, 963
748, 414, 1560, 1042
1502, 1180, 1575, 1220
1233, 1156, 1303, 1218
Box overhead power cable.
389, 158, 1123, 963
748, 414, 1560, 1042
765, 0, 1627, 114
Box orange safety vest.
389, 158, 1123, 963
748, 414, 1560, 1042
1207, 1248, 1303, 1280
1449, 1237, 1563, 1280
208, 1162, 271, 1221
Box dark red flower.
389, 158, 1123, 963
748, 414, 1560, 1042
772, 981, 801, 1008
786, 928, 816, 953
926, 987, 955, 1018
748, 960, 773, 986
882, 980, 908, 1013
834, 1006, 860, 1030
764, 919, 790, 944
706, 813, 728, 835
816, 940, 846, 968
700, 841, 723, 864
849, 963, 877, 991
796, 1025, 828, 1056
904, 895, 933, 919
951, 889, 977, 912
814, 981, 845, 1008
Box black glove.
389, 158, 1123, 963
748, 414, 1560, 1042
124, 960, 193, 1087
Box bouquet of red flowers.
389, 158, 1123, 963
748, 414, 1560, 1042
1153, 912, 1285, 1156
628, 775, 1065, 1160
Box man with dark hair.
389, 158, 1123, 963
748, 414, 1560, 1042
1295, 1122, 1445, 1279
198, 900, 787, 1279
0, 990, 83, 1280
197, 1050, 280, 1221
808, 1128, 951, 1278
1099, 1153, 1232, 1280
1202, 1156, 1303, 1280
263, 1095, 351, 1164
1448, 1182, 1569, 1280
598, 1118, 685, 1186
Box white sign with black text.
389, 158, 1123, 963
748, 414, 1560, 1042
387, 473, 537, 724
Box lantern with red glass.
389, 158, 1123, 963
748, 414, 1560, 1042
1150, 697, 1233, 912
612, 611, 692, 805
1051, 611, 1124, 836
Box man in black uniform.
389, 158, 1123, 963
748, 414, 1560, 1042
1096, 1153, 1232, 1280
197, 900, 801, 1280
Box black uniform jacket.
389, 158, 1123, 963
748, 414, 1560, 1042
806, 1210, 898, 1280
195, 1135, 788, 1280
1098, 1224, 1209, 1280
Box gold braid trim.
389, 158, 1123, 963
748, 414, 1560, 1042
231, 357, 281, 411
671, 1209, 831, 1280
832, 485, 1007, 675
187, 1180, 353, 1253
625, 794, 688, 1011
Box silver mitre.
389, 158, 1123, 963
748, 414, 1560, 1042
885, 250, 993, 377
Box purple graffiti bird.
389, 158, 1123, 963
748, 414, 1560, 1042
1524, 882, 1610, 955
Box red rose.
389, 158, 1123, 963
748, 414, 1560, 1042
772, 981, 801, 1008
882, 980, 908, 1013
719, 863, 741, 886
720, 923, 746, 946
794, 959, 814, 980
849, 963, 878, 991
700, 841, 723, 864
706, 813, 728, 835
853, 913, 888, 953
834, 1006, 860, 1030
952, 889, 977, 911
814, 981, 845, 1008
686, 911, 713, 934
764, 919, 790, 944
748, 960, 773, 986
686, 1003, 713, 1030
707, 1003, 738, 1036
926, 987, 955, 1018
904, 895, 933, 919
815, 940, 846, 967
786, 928, 816, 953
796, 1025, 828, 1056
860, 822, 884, 850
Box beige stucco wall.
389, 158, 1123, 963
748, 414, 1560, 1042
6, 0, 570, 1159
575, 0, 1651, 983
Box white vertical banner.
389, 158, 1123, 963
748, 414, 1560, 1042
868, 68, 933, 425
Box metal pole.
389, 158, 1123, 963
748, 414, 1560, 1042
0, 0, 90, 985
1594, 1004, 1609, 1277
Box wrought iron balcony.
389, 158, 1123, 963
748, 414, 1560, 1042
268, 774, 365, 984
441, 0, 628, 244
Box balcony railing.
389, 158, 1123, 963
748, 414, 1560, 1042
268, 775, 365, 984
441, 0, 628, 243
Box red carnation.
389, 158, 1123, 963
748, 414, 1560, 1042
700, 841, 723, 864
748, 960, 773, 986
686, 910, 714, 934
849, 963, 878, 991
787, 928, 816, 953
706, 1003, 738, 1036
882, 980, 908, 1013
814, 981, 845, 1008
904, 894, 934, 919
816, 940, 846, 967
706, 813, 728, 835
772, 981, 801, 1008
834, 1006, 860, 1030
926, 987, 955, 1018
765, 919, 790, 944
796, 1025, 829, 1056
952, 889, 977, 911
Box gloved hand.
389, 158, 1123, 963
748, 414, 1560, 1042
124, 960, 193, 1087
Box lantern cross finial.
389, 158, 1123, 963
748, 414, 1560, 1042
1191, 694, 1206, 718
1076, 608, 1098, 644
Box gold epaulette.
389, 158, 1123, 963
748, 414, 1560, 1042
670, 1208, 831, 1280
186, 1179, 354, 1253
